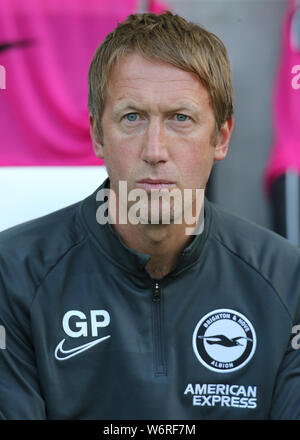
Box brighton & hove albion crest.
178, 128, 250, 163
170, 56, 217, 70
192, 308, 256, 373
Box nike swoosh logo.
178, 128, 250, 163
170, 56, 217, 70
54, 335, 111, 361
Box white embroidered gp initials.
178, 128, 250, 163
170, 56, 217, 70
54, 310, 111, 361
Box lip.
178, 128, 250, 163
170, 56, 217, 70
136, 179, 176, 190
138, 179, 175, 184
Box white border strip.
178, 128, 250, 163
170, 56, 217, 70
0, 166, 108, 232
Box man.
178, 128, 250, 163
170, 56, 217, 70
0, 11, 300, 420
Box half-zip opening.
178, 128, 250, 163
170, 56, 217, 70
152, 281, 167, 376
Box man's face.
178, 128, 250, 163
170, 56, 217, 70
90, 53, 233, 225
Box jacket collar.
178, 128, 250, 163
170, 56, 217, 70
80, 178, 212, 279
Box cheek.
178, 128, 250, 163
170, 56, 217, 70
176, 146, 214, 187
102, 127, 134, 170
104, 147, 135, 182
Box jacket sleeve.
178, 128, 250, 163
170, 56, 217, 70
0, 262, 47, 419
269, 278, 300, 420
269, 330, 300, 420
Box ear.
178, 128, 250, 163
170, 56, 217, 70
213, 116, 234, 162
89, 113, 104, 159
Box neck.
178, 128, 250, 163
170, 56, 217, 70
108, 193, 204, 279
115, 222, 194, 279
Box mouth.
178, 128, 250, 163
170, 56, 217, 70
136, 179, 176, 191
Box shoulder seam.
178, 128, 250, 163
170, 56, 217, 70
211, 235, 293, 322
29, 234, 90, 312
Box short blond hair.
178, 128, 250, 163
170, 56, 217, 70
88, 11, 234, 144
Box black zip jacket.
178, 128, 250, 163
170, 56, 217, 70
0, 178, 300, 420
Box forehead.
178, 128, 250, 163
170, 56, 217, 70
106, 53, 211, 106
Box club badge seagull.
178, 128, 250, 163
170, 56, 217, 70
198, 334, 253, 347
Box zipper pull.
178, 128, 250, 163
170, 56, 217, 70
152, 282, 161, 302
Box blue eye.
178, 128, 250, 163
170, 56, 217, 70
125, 113, 139, 122
175, 114, 189, 122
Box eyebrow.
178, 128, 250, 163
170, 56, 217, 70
113, 100, 201, 116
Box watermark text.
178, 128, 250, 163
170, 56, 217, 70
95, 181, 204, 236
292, 65, 300, 90
0, 65, 6, 90
0, 325, 6, 349
291, 324, 300, 349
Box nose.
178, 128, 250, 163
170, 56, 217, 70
141, 118, 168, 166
